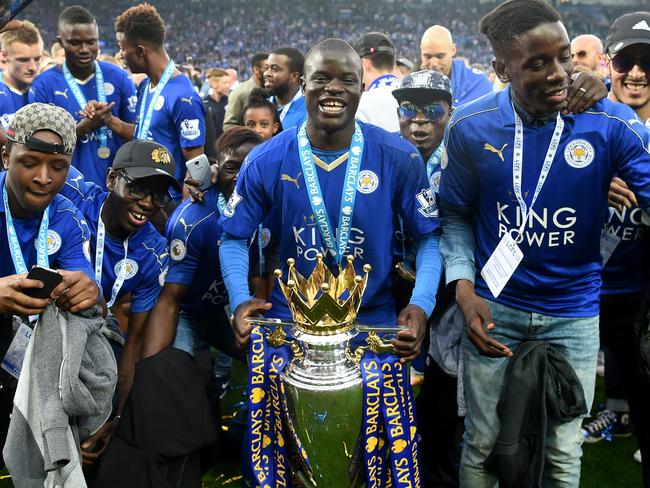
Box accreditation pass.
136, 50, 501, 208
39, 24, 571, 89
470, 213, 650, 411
481, 232, 524, 298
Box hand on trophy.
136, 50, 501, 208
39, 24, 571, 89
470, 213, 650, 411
393, 304, 427, 362
456, 279, 513, 358
233, 298, 272, 348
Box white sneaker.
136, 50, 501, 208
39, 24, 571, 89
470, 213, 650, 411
633, 449, 642, 464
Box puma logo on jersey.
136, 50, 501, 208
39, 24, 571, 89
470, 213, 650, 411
281, 172, 302, 189
484, 142, 508, 162
180, 97, 193, 105
178, 217, 193, 233
0, 90, 7, 97
55, 89, 69, 99
71, 174, 84, 185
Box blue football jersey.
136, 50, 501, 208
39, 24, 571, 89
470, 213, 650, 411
134, 74, 205, 199
61, 167, 167, 313
0, 172, 93, 280
276, 95, 306, 130
0, 81, 28, 130
28, 61, 137, 187
165, 185, 229, 321
601, 204, 648, 295
440, 87, 650, 317
220, 123, 439, 324
394, 143, 443, 264
450, 59, 493, 108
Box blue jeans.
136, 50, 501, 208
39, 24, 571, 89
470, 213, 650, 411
460, 300, 599, 488
172, 311, 240, 377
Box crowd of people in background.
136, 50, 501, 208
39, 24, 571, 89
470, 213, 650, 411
0, 0, 649, 487
26, 0, 636, 81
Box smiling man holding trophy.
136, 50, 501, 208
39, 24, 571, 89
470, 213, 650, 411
219, 38, 441, 486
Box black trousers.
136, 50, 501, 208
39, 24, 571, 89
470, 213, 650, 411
416, 356, 464, 487
601, 293, 650, 487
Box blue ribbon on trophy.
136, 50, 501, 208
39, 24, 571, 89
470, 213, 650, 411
247, 326, 273, 487
245, 254, 421, 487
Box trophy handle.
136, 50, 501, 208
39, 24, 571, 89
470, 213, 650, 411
347, 331, 395, 365
266, 324, 305, 361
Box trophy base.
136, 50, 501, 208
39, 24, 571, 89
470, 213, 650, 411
282, 328, 365, 487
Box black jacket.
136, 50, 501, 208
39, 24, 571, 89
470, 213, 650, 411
485, 341, 587, 488
93, 348, 219, 488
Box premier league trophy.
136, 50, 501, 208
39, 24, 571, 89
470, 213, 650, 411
246, 254, 420, 488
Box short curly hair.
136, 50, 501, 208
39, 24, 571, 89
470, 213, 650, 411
114, 3, 165, 48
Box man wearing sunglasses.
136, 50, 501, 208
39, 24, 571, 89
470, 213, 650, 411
584, 12, 650, 482
606, 12, 650, 128
393, 70, 462, 487
58, 139, 178, 463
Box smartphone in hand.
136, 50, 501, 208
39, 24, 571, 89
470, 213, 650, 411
186, 154, 213, 191
24, 266, 63, 299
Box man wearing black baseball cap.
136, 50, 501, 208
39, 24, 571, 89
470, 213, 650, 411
393, 70, 459, 487
353, 32, 400, 132
590, 11, 650, 481
58, 139, 178, 463
606, 11, 650, 127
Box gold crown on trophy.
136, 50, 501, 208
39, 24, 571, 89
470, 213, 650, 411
274, 254, 371, 335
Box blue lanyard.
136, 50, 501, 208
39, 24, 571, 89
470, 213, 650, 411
367, 73, 398, 91
63, 61, 109, 150
217, 192, 227, 214
426, 144, 444, 182
3, 184, 49, 274
136, 60, 176, 139
297, 122, 364, 266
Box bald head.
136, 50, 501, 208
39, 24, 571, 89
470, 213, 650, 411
571, 34, 605, 78
305, 38, 362, 78
420, 25, 456, 77
422, 25, 454, 46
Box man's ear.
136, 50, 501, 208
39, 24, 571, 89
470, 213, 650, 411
2, 144, 10, 171
300, 76, 306, 93
136, 43, 148, 60
493, 58, 509, 84
106, 168, 117, 192
290, 71, 301, 85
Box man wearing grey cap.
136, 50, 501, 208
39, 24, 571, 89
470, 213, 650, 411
0, 102, 99, 462
0, 102, 98, 317
353, 32, 401, 132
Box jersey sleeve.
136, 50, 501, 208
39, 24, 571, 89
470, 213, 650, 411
439, 119, 479, 206
60, 166, 104, 214
613, 116, 650, 213
165, 211, 205, 285
219, 154, 271, 239
54, 205, 94, 278
130, 239, 167, 313
394, 148, 440, 239
171, 91, 206, 150
118, 71, 137, 124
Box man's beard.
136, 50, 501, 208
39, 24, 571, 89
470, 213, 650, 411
269, 80, 290, 98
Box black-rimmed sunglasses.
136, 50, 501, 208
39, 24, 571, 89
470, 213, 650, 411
609, 53, 650, 74
117, 170, 172, 208
398, 103, 447, 122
